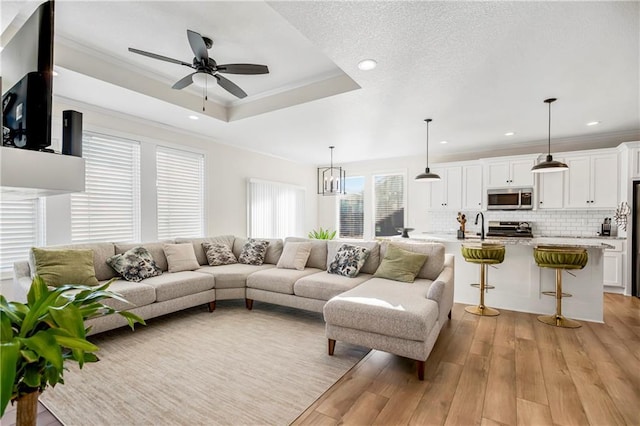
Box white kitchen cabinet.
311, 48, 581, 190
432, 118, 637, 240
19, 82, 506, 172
462, 164, 483, 210
537, 160, 565, 209
565, 153, 618, 209
602, 239, 625, 288
485, 158, 535, 187
428, 166, 462, 210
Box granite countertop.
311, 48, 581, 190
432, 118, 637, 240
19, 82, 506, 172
402, 233, 617, 249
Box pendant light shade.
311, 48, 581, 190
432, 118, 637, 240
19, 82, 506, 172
415, 118, 441, 182
317, 146, 346, 196
531, 98, 568, 173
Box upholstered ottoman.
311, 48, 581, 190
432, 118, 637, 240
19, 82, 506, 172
323, 277, 448, 380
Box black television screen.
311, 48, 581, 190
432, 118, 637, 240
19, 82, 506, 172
1, 0, 54, 150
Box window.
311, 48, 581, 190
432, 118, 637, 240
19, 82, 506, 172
156, 146, 205, 239
339, 176, 364, 239
374, 173, 405, 237
247, 179, 305, 239
71, 133, 140, 243
0, 199, 43, 274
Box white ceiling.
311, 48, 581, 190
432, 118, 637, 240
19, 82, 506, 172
2, 1, 639, 165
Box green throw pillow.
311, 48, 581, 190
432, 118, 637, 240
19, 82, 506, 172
32, 247, 100, 287
373, 244, 428, 283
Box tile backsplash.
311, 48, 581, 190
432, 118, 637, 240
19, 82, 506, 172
427, 209, 622, 238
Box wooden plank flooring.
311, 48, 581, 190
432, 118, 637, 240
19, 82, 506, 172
1, 293, 638, 426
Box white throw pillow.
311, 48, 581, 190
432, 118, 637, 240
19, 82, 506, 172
276, 242, 312, 271
163, 243, 200, 273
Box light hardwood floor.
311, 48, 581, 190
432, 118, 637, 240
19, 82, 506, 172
2, 293, 638, 426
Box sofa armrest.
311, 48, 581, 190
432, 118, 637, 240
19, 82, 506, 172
433, 254, 454, 325
13, 261, 32, 303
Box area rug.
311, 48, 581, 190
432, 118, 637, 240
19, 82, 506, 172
40, 300, 368, 425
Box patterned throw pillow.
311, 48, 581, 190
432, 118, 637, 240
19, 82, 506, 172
238, 239, 270, 265
202, 242, 238, 266
328, 244, 370, 278
107, 246, 162, 282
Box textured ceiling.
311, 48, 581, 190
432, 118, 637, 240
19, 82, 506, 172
1, 1, 639, 165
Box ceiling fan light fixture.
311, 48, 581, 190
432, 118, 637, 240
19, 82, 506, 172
532, 98, 568, 174
415, 118, 441, 182
192, 72, 213, 87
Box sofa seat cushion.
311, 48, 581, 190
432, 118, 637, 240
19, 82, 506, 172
247, 268, 322, 295
140, 271, 214, 302
323, 277, 438, 341
196, 264, 275, 289
294, 271, 372, 301
99, 279, 156, 311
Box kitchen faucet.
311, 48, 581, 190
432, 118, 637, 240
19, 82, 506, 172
475, 212, 485, 241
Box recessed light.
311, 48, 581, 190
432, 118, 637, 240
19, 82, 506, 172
504, 132, 515, 136
587, 121, 600, 126
188, 115, 199, 120
440, 140, 448, 144
357, 59, 377, 71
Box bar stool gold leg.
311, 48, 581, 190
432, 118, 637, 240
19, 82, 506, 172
465, 263, 500, 316
537, 269, 581, 328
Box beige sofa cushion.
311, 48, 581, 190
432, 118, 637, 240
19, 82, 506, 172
246, 267, 322, 295
163, 243, 200, 272
30, 242, 116, 281
284, 237, 327, 270
294, 271, 372, 301
176, 235, 235, 266
196, 263, 275, 289
277, 242, 312, 270
100, 279, 156, 311
326, 240, 380, 275
140, 271, 214, 302
323, 277, 438, 341
232, 238, 283, 265
116, 240, 174, 272
380, 241, 445, 281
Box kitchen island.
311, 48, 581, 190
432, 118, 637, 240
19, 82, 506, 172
402, 234, 613, 323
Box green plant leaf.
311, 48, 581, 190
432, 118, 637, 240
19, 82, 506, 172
83, 353, 99, 363
23, 364, 41, 388
0, 342, 19, 418
49, 304, 85, 338
19, 349, 38, 363
18, 331, 63, 372
27, 275, 49, 306
51, 334, 98, 352
0, 296, 22, 325
0, 311, 14, 342
118, 311, 146, 330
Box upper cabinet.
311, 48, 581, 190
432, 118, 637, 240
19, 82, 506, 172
428, 166, 463, 211
462, 164, 483, 210
537, 159, 565, 209
485, 157, 536, 188
564, 151, 619, 209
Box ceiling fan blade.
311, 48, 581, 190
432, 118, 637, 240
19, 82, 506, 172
172, 73, 197, 90
187, 29, 208, 62
128, 48, 192, 67
217, 64, 269, 75
215, 74, 247, 99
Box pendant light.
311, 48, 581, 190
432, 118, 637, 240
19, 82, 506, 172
317, 146, 346, 196
531, 98, 568, 173
415, 118, 441, 181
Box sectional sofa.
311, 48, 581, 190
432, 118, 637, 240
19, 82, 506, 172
13, 235, 454, 379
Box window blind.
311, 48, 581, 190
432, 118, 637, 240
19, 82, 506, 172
247, 179, 305, 239
0, 199, 42, 274
156, 146, 205, 239
71, 132, 141, 243
374, 173, 405, 237
339, 176, 365, 239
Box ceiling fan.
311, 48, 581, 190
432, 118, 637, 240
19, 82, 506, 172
128, 29, 269, 99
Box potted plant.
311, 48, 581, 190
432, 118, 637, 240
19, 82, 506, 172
1, 276, 144, 426
308, 227, 337, 240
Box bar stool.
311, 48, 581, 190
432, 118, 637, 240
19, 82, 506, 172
533, 245, 588, 328
461, 243, 505, 316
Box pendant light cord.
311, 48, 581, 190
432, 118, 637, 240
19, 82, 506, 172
547, 100, 551, 155
424, 118, 432, 168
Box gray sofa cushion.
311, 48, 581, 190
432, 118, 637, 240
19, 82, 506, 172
140, 271, 214, 302
176, 235, 235, 266
380, 241, 445, 281
100, 279, 157, 311
294, 271, 372, 301
29, 242, 117, 281
326, 240, 380, 275
284, 237, 327, 270
246, 267, 322, 295
116, 241, 174, 272
196, 263, 275, 289
232, 238, 284, 265
323, 277, 438, 341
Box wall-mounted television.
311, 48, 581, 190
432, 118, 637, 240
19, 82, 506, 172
1, 0, 54, 150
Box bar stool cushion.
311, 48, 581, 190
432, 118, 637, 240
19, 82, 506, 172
461, 246, 505, 264
533, 247, 588, 270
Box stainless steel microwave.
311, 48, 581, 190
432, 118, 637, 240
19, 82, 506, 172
487, 187, 533, 210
